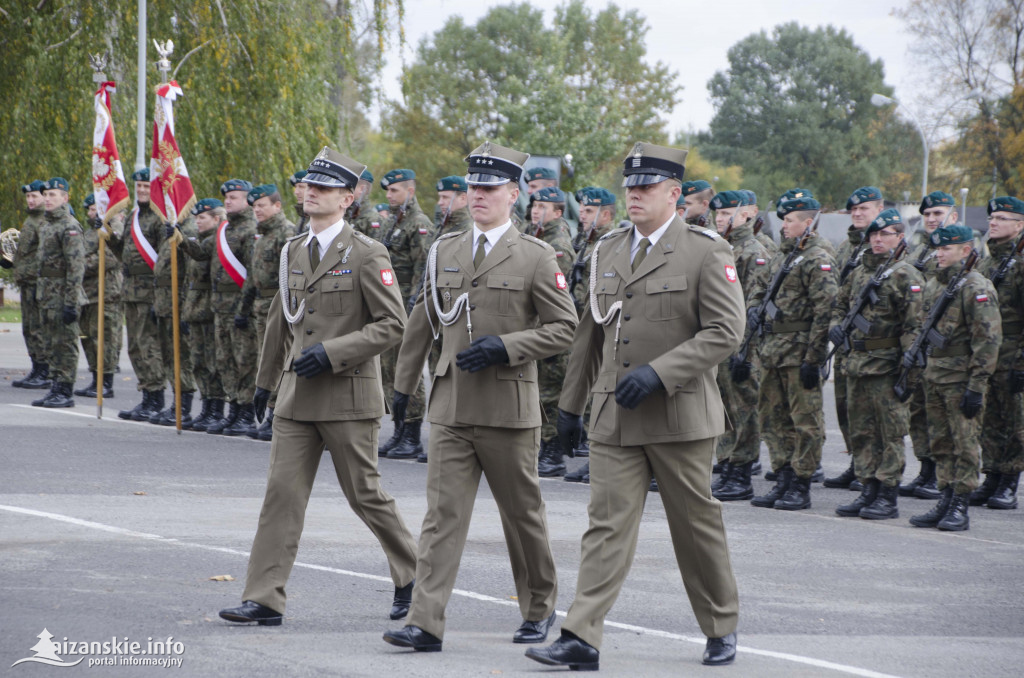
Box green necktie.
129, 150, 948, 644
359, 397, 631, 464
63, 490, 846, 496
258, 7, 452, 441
310, 239, 320, 270
474, 233, 487, 269
632, 237, 651, 272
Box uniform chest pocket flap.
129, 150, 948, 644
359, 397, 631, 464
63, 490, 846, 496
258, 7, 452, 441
321, 277, 355, 315
436, 274, 464, 311
486, 274, 525, 315
645, 275, 688, 320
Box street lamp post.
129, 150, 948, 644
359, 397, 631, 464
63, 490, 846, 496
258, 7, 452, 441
871, 93, 929, 201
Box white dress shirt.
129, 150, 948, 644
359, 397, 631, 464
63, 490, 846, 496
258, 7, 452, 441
472, 220, 514, 258
303, 217, 347, 262
630, 214, 675, 264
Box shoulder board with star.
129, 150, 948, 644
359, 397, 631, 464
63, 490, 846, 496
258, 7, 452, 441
286, 232, 307, 243
519, 232, 553, 250
688, 224, 722, 241
598, 225, 631, 242
352, 230, 377, 247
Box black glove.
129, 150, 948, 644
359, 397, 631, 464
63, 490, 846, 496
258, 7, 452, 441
293, 342, 331, 378
61, 305, 78, 325
163, 222, 176, 239
614, 365, 663, 410
253, 387, 271, 424
556, 409, 584, 458
91, 216, 103, 229
0, 257, 12, 269
746, 307, 760, 329
959, 388, 983, 419
455, 335, 509, 372
1012, 370, 1024, 394
406, 292, 419, 316
234, 314, 249, 329
729, 356, 751, 383
391, 391, 410, 426
799, 361, 820, 389
180, 321, 190, 336
828, 325, 846, 348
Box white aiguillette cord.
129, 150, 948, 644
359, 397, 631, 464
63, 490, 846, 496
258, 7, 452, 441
588, 239, 623, 360
426, 237, 473, 342
278, 240, 353, 325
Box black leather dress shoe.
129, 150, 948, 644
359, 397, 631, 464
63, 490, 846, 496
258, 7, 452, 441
382, 625, 442, 652
390, 579, 414, 620
219, 600, 282, 626
513, 611, 557, 644
525, 633, 599, 671
702, 632, 737, 665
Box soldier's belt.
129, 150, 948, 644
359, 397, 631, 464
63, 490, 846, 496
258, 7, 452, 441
39, 267, 65, 277
127, 264, 153, 275
217, 282, 242, 293
763, 320, 812, 333
927, 345, 970, 358
190, 282, 211, 290
851, 337, 901, 351
258, 288, 277, 298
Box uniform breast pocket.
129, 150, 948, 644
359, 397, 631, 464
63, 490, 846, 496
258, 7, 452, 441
594, 277, 621, 311
485, 274, 525, 315
321, 277, 354, 315
645, 275, 688, 320
435, 274, 464, 312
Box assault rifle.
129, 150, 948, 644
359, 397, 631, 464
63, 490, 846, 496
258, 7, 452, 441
893, 248, 980, 402
989, 230, 1024, 286
838, 229, 868, 286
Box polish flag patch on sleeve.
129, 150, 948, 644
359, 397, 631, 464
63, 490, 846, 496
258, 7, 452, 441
820, 263, 832, 271
976, 293, 989, 303
910, 284, 922, 293
755, 258, 767, 266
724, 264, 738, 282
556, 272, 567, 289
418, 227, 429, 234
371, 222, 380, 229
380, 269, 395, 286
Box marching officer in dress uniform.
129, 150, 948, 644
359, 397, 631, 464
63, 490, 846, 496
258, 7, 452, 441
289, 169, 310, 234
7, 180, 50, 389
527, 142, 744, 671
219, 146, 418, 627
383, 140, 577, 653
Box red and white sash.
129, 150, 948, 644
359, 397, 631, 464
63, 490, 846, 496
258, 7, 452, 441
130, 208, 158, 270
216, 220, 247, 288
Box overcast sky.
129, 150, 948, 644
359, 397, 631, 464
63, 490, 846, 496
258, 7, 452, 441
375, 0, 922, 137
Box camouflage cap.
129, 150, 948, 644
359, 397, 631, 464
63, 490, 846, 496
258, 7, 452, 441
44, 177, 70, 192
247, 184, 278, 205
779, 187, 814, 203
777, 196, 821, 217
931, 225, 975, 246
220, 178, 254, 195
622, 141, 687, 187
710, 190, 750, 210
846, 186, 883, 210
533, 186, 566, 203
581, 187, 615, 207
465, 140, 530, 186
866, 208, 902, 235
680, 179, 712, 196
380, 169, 415, 188
524, 166, 557, 182
191, 198, 223, 215
305, 147, 365, 189
988, 195, 1024, 216
21, 180, 45, 193
374, 203, 389, 212
741, 189, 758, 205
919, 190, 955, 213
288, 169, 308, 186
437, 175, 467, 193
131, 167, 151, 182
83, 193, 95, 208
359, 168, 374, 185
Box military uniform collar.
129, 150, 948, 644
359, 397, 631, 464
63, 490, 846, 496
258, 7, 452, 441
935, 264, 958, 283
472, 219, 513, 251
26, 206, 44, 217
257, 211, 287, 233
847, 225, 865, 243
631, 214, 674, 251
44, 203, 70, 222
728, 223, 754, 243
227, 206, 254, 226
303, 216, 346, 253
988, 235, 1017, 255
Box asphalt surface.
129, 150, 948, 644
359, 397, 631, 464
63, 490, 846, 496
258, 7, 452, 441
2, 320, 1022, 677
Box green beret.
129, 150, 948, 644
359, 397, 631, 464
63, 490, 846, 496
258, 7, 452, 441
710, 190, 749, 210
533, 186, 566, 203
191, 198, 223, 215
931, 225, 975, 246
581, 187, 615, 207
21, 180, 45, 193
846, 186, 883, 210
131, 167, 150, 182
374, 203, 389, 212
988, 196, 1024, 216
437, 175, 467, 193
247, 183, 278, 205
866, 208, 902, 234
44, 177, 69, 192
288, 169, 308, 186
919, 191, 955, 213
680, 180, 712, 196
779, 187, 814, 203
220, 178, 253, 195
524, 167, 557, 182
777, 196, 821, 217
741, 189, 757, 205
359, 168, 374, 184
380, 169, 415, 188
83, 193, 95, 208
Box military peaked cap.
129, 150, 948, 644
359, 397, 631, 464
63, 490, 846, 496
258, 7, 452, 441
465, 140, 530, 186
622, 141, 687, 187
306, 147, 365, 190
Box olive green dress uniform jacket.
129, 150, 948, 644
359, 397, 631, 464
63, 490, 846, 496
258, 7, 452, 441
559, 217, 746, 445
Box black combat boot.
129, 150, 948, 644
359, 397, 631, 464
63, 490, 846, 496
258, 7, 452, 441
836, 478, 879, 517
119, 391, 151, 420
913, 461, 941, 500
13, 360, 41, 388
937, 492, 970, 531
207, 401, 238, 435
824, 458, 856, 488
900, 458, 934, 497
194, 399, 224, 433
186, 398, 212, 431
712, 460, 727, 475
714, 461, 755, 501
751, 460, 762, 475
987, 472, 1019, 510
909, 487, 953, 528
41, 382, 75, 408
811, 464, 825, 483
258, 409, 275, 441
764, 469, 777, 481
775, 472, 812, 510
223, 403, 255, 436
379, 421, 404, 456
74, 371, 98, 397
711, 462, 734, 492
537, 439, 567, 477
752, 465, 791, 508
860, 482, 899, 520
102, 373, 114, 398
19, 362, 52, 389
565, 461, 589, 483
649, 477, 659, 492
574, 429, 590, 458
968, 472, 1002, 506
155, 391, 194, 427
31, 382, 58, 406
133, 390, 163, 421
389, 421, 425, 459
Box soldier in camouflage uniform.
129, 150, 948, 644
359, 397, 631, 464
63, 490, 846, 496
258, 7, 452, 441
289, 170, 310, 234
741, 190, 780, 257
829, 209, 924, 520
748, 197, 838, 511
678, 180, 713, 225
7, 180, 50, 389
179, 178, 259, 436
970, 196, 1024, 510
348, 169, 384, 242
708, 191, 770, 501
237, 184, 296, 441
30, 178, 86, 408
73, 193, 123, 399
180, 199, 227, 432
378, 169, 431, 459
526, 186, 576, 477
910, 225, 1001, 531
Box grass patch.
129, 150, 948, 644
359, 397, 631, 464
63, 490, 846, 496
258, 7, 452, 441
0, 306, 21, 323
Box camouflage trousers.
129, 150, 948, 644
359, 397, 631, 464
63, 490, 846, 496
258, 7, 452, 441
254, 310, 276, 408
924, 380, 980, 495
38, 308, 80, 384
846, 374, 908, 487
214, 312, 257, 404
124, 301, 165, 391
716, 358, 761, 465
190, 321, 225, 401
539, 351, 569, 442
20, 282, 46, 361
759, 365, 824, 480
79, 300, 122, 375
980, 371, 1024, 474
157, 315, 196, 394
908, 379, 931, 461
834, 365, 852, 452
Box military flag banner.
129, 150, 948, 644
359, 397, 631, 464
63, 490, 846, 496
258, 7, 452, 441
149, 80, 196, 224
216, 220, 247, 287
91, 81, 130, 226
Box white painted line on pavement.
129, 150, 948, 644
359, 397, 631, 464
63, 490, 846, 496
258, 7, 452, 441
0, 503, 903, 678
